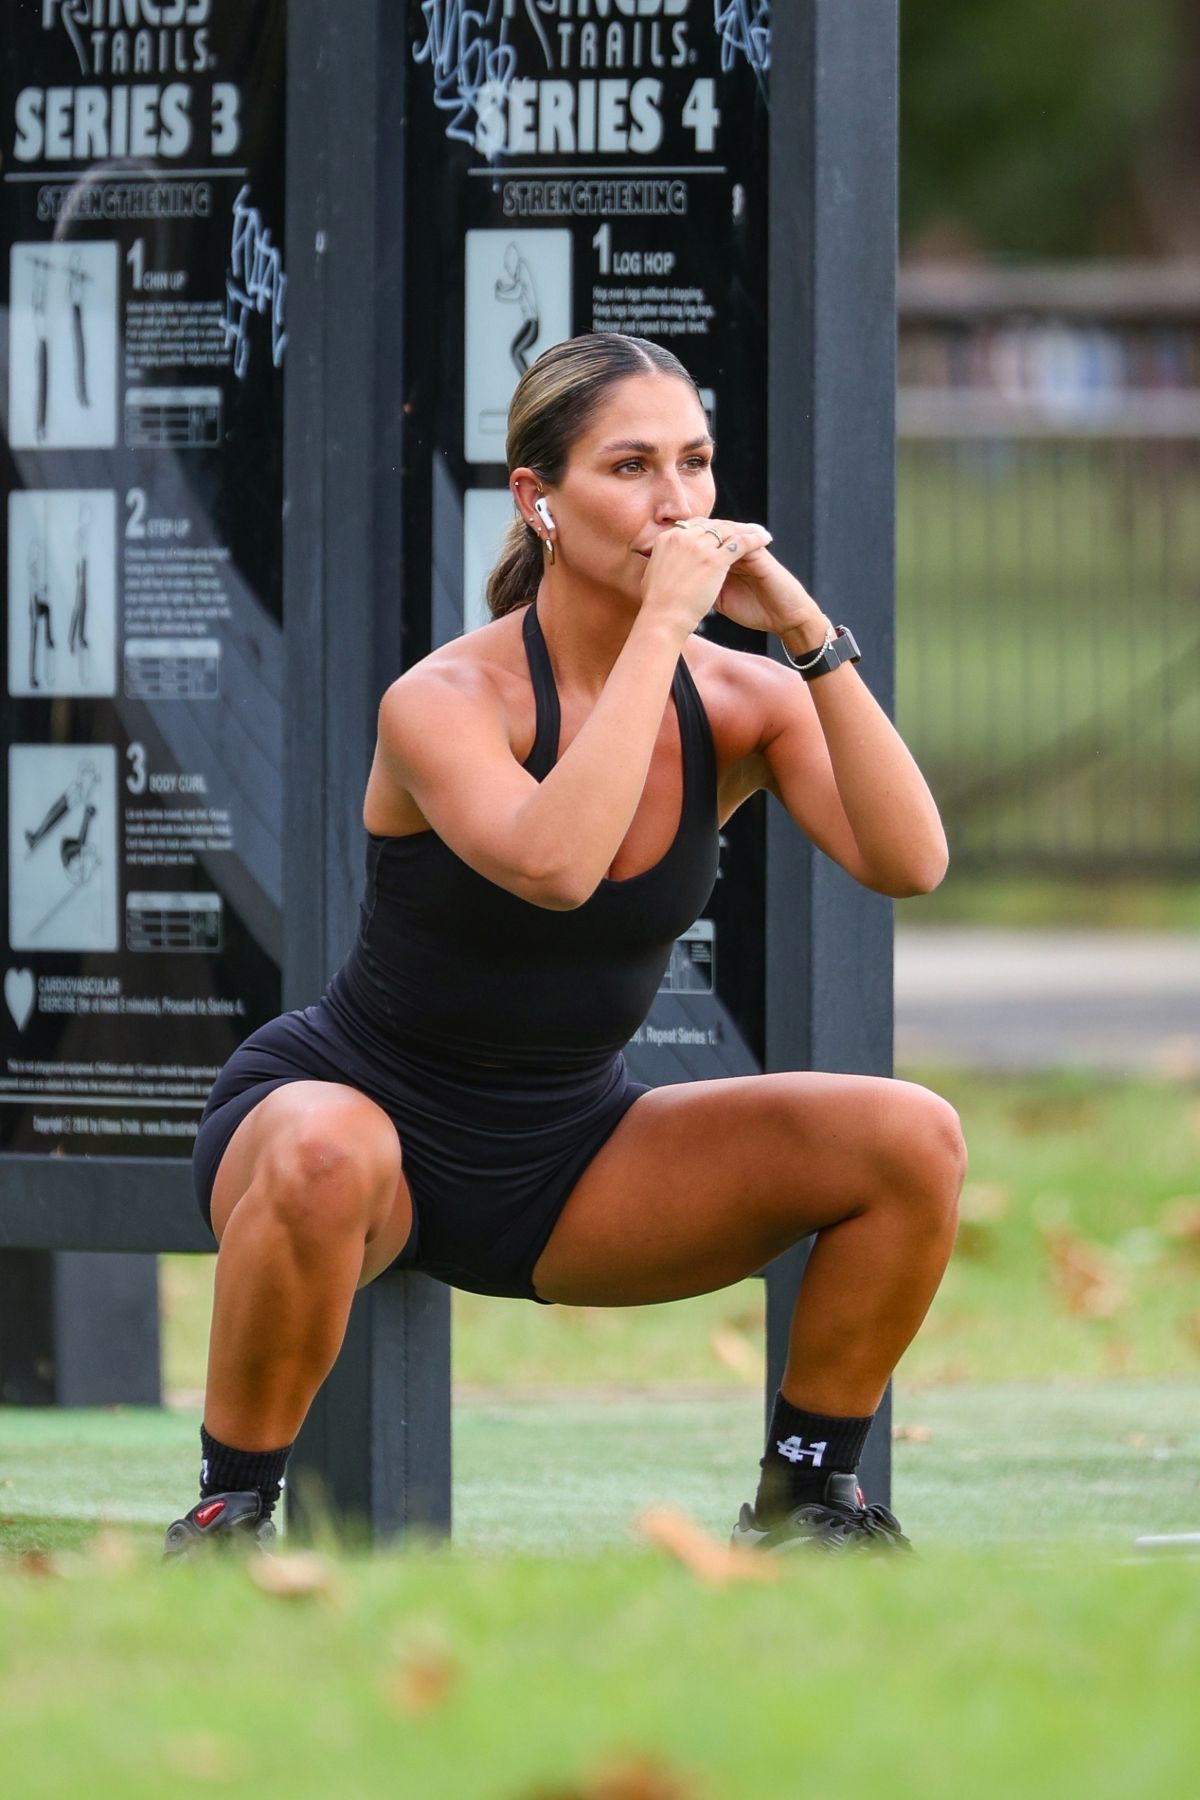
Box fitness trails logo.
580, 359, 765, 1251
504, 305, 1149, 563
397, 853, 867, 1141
17, 1, 241, 162
412, 0, 758, 156
40, 0, 214, 79
776, 1435, 826, 1466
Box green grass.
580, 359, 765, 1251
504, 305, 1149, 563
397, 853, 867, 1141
2, 1381, 1198, 1560
1, 1535, 1198, 1799
6, 1066, 1200, 1793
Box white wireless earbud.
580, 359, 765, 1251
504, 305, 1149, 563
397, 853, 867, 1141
533, 496, 556, 531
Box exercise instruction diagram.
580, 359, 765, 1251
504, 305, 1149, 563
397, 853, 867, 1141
7, 491, 117, 698
464, 230, 571, 463
9, 745, 118, 952
8, 243, 119, 449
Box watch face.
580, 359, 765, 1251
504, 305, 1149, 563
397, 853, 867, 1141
802, 629, 859, 679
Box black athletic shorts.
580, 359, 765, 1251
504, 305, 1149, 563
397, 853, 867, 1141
191, 977, 648, 1303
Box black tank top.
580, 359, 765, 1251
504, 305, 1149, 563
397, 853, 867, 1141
336, 603, 719, 1071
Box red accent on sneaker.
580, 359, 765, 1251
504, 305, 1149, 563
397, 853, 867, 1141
855, 1487, 866, 1508
195, 1500, 226, 1529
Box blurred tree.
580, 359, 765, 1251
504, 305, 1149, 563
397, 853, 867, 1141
900, 0, 1200, 257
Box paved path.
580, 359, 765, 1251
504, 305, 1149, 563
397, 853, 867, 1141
894, 928, 1200, 1074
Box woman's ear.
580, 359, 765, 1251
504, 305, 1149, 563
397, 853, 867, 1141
510, 468, 545, 526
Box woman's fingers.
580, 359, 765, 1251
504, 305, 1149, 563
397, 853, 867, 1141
643, 518, 766, 630
682, 517, 771, 549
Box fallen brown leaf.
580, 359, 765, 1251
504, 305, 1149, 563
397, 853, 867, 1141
586, 1754, 698, 1799
634, 1505, 776, 1586
519, 1752, 698, 1800
16, 1551, 55, 1579
247, 1550, 340, 1602
1161, 1197, 1200, 1248
892, 1424, 933, 1444
1123, 1433, 1151, 1450
385, 1648, 459, 1716
1041, 1228, 1128, 1319
708, 1324, 760, 1381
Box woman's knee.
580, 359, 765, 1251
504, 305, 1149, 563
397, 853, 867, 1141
875, 1082, 967, 1228
248, 1102, 403, 1250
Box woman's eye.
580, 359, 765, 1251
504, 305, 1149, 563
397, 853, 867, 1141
615, 460, 644, 474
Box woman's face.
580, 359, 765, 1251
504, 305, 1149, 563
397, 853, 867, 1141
547, 372, 716, 598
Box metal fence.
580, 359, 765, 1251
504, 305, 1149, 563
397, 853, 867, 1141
897, 263, 1200, 876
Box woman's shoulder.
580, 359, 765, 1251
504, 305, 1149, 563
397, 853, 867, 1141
380, 609, 532, 714
367, 610, 537, 831
684, 628, 797, 750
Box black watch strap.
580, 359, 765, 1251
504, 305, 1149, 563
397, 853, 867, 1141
785, 625, 862, 681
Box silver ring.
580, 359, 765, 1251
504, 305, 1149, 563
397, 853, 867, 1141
671, 519, 691, 530
701, 527, 724, 545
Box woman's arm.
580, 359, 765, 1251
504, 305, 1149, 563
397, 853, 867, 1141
715, 552, 948, 898
375, 527, 765, 909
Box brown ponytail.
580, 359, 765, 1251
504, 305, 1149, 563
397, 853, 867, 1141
484, 332, 702, 620
486, 516, 547, 620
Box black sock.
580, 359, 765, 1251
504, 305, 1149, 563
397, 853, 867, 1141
199, 1424, 293, 1521
753, 1394, 874, 1522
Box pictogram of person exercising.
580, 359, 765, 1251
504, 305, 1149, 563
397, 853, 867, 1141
68, 252, 91, 409
24, 759, 104, 941
494, 243, 539, 375
31, 255, 51, 442
69, 502, 91, 684
27, 538, 55, 691
25, 758, 99, 856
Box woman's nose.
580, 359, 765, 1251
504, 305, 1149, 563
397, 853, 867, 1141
654, 475, 691, 522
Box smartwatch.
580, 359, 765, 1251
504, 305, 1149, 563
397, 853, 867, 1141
784, 625, 862, 682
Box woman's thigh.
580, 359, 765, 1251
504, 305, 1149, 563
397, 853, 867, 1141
531, 1071, 964, 1305
208, 1080, 415, 1289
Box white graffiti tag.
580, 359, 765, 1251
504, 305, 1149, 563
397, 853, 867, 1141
222, 184, 287, 380
411, 0, 522, 150
714, 0, 771, 88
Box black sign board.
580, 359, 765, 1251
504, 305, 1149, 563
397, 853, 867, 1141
402, 0, 772, 1084
0, 0, 286, 1174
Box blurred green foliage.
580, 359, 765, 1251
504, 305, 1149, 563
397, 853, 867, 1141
901, 0, 1198, 255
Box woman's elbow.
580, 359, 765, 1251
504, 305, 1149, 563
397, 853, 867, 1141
885, 842, 949, 898
522, 857, 598, 911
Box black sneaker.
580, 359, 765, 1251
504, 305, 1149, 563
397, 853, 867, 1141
730, 1470, 912, 1555
163, 1490, 276, 1562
